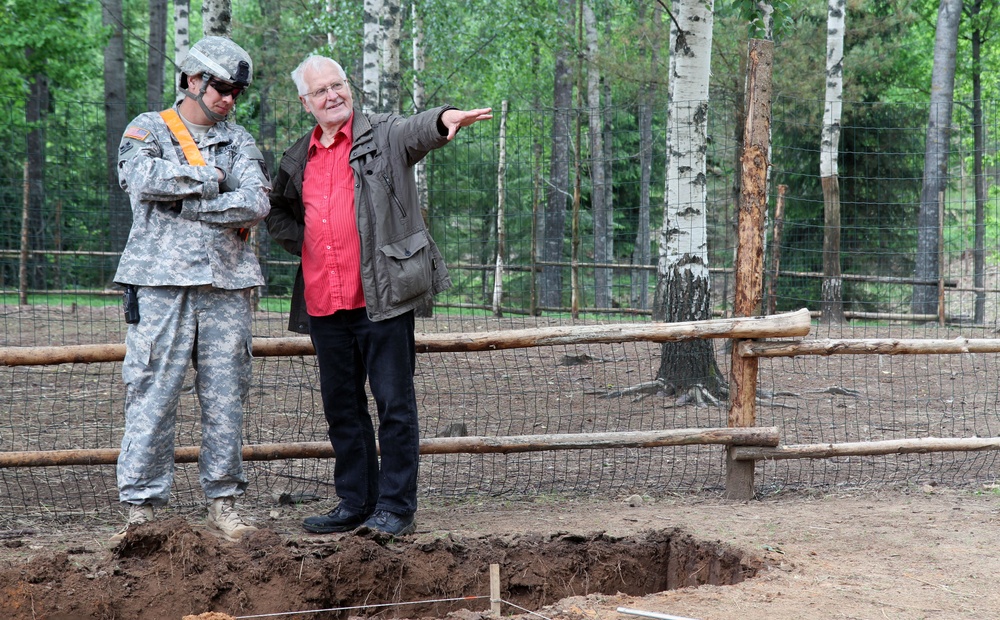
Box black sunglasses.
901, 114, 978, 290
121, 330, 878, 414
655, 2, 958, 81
208, 79, 244, 99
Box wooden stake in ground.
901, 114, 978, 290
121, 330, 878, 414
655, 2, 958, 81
490, 563, 501, 616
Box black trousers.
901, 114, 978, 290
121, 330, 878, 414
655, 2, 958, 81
308, 308, 419, 517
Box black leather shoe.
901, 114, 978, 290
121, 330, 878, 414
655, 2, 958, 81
302, 504, 371, 533
357, 509, 416, 536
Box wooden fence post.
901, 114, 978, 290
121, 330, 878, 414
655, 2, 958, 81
727, 38, 774, 500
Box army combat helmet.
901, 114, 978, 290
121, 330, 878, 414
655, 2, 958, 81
179, 36, 252, 122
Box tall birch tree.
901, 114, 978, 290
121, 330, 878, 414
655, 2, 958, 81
654, 0, 725, 402
583, 0, 611, 308
173, 0, 190, 94
362, 0, 385, 113
411, 0, 436, 317
412, 0, 428, 213
202, 0, 231, 37
381, 0, 402, 114
912, 0, 962, 316
820, 0, 845, 323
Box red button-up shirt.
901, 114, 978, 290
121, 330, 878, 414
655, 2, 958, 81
301, 117, 366, 316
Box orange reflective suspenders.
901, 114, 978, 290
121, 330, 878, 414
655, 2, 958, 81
159, 109, 249, 241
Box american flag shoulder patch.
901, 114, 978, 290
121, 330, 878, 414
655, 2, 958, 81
124, 126, 151, 141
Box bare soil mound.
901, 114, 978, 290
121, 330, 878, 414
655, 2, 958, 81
0, 511, 758, 620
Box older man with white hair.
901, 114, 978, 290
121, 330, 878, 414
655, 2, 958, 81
266, 54, 490, 537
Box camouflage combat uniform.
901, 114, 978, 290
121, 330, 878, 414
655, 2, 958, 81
113, 104, 270, 507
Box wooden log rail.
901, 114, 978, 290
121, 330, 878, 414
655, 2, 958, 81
732, 436, 1000, 461
734, 338, 1000, 465
739, 336, 1000, 358
0, 308, 811, 366
0, 427, 781, 468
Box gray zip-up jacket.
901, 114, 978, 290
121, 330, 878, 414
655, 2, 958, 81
266, 106, 454, 333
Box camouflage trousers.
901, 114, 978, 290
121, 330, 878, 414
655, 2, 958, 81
117, 285, 253, 506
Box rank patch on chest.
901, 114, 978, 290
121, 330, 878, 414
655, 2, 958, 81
124, 126, 151, 142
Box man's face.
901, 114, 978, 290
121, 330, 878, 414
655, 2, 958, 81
188, 74, 238, 120
300, 62, 353, 131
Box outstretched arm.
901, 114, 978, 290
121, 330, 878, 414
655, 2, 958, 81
440, 108, 493, 140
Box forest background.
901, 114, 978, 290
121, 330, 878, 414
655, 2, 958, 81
4, 0, 1000, 322
3, 0, 1000, 411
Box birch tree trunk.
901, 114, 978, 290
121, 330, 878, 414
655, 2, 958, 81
147, 0, 168, 111
362, 0, 385, 113
583, 1, 611, 308
493, 101, 509, 316
602, 13, 615, 278
820, 0, 845, 324
173, 0, 190, 95
969, 0, 987, 323
411, 0, 425, 115
411, 0, 426, 208
381, 0, 402, 114
411, 1, 435, 317
912, 0, 961, 316
201, 0, 231, 37
654, 0, 724, 398
542, 0, 575, 308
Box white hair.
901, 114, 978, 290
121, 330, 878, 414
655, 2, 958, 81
290, 55, 348, 96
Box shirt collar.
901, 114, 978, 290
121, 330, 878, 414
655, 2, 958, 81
307, 113, 354, 157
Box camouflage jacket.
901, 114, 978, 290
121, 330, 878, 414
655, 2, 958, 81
113, 106, 271, 289
267, 107, 453, 333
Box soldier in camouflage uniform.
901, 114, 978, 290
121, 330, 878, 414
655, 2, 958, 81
110, 36, 271, 543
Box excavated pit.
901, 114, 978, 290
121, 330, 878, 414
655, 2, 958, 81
0, 517, 763, 619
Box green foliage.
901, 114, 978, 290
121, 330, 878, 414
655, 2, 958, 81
5, 0, 1000, 320
0, 0, 94, 97
772, 98, 925, 312
727, 0, 795, 40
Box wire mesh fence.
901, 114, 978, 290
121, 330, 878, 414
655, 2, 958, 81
3, 93, 1000, 518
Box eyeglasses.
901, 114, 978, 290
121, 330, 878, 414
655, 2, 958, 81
305, 81, 347, 100
208, 79, 244, 99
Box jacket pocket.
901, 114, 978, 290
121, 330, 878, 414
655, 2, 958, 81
379, 230, 432, 305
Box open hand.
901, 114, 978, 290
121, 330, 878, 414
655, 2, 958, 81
441, 108, 493, 140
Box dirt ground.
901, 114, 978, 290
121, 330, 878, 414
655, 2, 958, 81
5, 305, 1000, 619
1, 487, 999, 620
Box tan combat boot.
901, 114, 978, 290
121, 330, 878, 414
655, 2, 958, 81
109, 503, 154, 543
206, 497, 257, 542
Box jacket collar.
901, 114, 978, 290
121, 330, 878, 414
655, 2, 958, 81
349, 110, 376, 161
